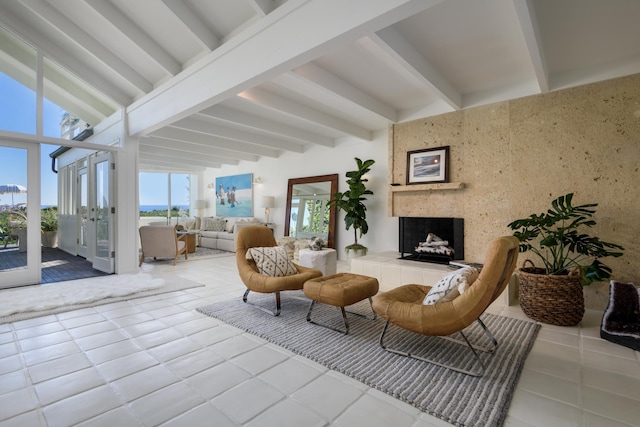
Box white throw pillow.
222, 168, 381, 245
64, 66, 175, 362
422, 267, 480, 305
202, 217, 226, 231
246, 246, 298, 277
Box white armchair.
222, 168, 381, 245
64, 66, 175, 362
139, 225, 188, 266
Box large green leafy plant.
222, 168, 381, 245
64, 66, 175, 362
41, 207, 58, 232
328, 158, 375, 254
508, 193, 624, 286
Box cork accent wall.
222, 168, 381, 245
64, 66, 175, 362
390, 73, 640, 309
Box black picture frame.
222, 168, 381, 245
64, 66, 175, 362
406, 146, 450, 185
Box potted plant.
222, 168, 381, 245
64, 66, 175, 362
328, 157, 375, 258
41, 207, 59, 248
508, 193, 624, 326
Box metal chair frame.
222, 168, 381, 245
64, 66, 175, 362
378, 316, 498, 377
306, 297, 376, 334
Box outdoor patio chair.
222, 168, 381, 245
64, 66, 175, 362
372, 236, 519, 376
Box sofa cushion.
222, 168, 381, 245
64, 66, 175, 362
422, 267, 480, 305
200, 230, 223, 239
217, 232, 234, 241
226, 217, 260, 232
246, 246, 298, 277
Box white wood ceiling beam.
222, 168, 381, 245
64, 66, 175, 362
200, 105, 334, 147
161, 0, 220, 51
19, 0, 152, 93
172, 117, 305, 153
238, 87, 372, 140
290, 63, 397, 122
140, 136, 244, 164
512, 0, 549, 93
127, 0, 442, 136
139, 144, 237, 166
369, 26, 461, 110
248, 0, 276, 17
86, 0, 181, 76
139, 152, 220, 169
0, 3, 131, 106
151, 127, 277, 159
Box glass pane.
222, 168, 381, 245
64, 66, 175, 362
170, 173, 190, 224
79, 171, 88, 250
140, 172, 169, 224
95, 160, 109, 258
0, 146, 28, 271
0, 27, 36, 134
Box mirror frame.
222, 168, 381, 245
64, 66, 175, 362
284, 174, 339, 249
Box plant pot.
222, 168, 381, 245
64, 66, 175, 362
346, 245, 367, 261
517, 266, 584, 326
41, 230, 58, 248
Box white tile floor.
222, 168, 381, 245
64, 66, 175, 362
1, 254, 639, 427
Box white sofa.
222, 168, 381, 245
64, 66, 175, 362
196, 216, 266, 252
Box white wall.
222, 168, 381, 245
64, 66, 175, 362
202, 129, 398, 260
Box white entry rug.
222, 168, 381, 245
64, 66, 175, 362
0, 273, 203, 323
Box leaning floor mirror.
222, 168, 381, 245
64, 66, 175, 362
284, 174, 338, 249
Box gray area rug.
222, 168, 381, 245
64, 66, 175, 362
197, 292, 539, 427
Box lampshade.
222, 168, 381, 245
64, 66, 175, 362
193, 199, 208, 209
261, 196, 275, 208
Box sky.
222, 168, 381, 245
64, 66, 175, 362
0, 72, 189, 208
0, 73, 58, 206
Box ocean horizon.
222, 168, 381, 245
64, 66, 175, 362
140, 204, 189, 212
27, 204, 191, 212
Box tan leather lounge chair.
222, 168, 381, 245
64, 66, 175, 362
236, 225, 322, 316
372, 236, 519, 376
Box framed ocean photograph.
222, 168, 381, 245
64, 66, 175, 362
214, 173, 253, 217
406, 146, 449, 184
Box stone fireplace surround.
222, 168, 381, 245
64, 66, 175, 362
384, 73, 640, 311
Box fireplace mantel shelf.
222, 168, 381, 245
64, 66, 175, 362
389, 182, 465, 193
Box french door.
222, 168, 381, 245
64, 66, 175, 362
0, 140, 40, 288
90, 153, 114, 273
77, 167, 89, 259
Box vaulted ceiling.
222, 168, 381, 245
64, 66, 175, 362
1, 0, 639, 172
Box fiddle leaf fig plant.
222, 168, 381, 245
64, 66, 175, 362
328, 157, 375, 254
508, 193, 624, 286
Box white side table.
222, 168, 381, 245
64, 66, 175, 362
299, 248, 337, 276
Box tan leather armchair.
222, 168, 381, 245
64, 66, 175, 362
139, 225, 188, 266
372, 236, 519, 376
236, 225, 322, 316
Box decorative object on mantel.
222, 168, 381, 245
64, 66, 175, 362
406, 146, 449, 184
508, 193, 625, 326
328, 157, 375, 257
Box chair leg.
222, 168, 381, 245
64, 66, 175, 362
242, 289, 282, 316
139, 253, 144, 267
438, 317, 498, 354
378, 320, 487, 377
306, 300, 350, 334
345, 297, 377, 320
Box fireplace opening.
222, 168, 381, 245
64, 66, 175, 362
399, 217, 464, 264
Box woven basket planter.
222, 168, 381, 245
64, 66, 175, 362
517, 263, 585, 326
